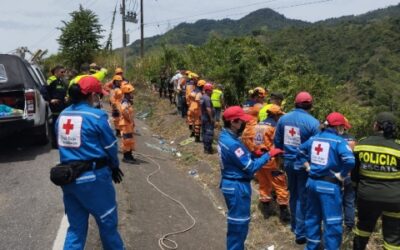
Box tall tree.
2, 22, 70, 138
58, 5, 104, 69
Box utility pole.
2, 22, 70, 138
140, 0, 144, 58
121, 0, 127, 71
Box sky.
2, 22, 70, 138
0, 0, 399, 55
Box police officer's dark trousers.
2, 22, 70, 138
202, 120, 214, 152
353, 198, 400, 250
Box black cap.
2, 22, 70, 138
376, 112, 396, 124
270, 92, 284, 100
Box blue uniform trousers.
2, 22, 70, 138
202, 120, 214, 152
305, 178, 343, 250
62, 168, 124, 250
221, 179, 251, 250
343, 176, 355, 228
284, 160, 308, 240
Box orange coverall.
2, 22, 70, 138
110, 87, 123, 131
188, 89, 202, 137
242, 117, 289, 205
185, 81, 196, 126
119, 99, 135, 152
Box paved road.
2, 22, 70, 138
0, 136, 63, 250
0, 118, 225, 250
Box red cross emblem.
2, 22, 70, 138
314, 144, 323, 155
63, 119, 74, 135
289, 128, 296, 137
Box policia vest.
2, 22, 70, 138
352, 134, 400, 203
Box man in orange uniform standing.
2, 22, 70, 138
108, 75, 124, 137
188, 80, 205, 142
256, 105, 290, 222
185, 77, 196, 135
119, 83, 137, 164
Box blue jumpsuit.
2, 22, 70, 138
296, 128, 355, 250
56, 102, 124, 250
274, 108, 320, 241
218, 128, 271, 250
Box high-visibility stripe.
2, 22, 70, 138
383, 211, 400, 219
383, 241, 400, 250
353, 227, 372, 237
360, 168, 400, 179
354, 145, 400, 158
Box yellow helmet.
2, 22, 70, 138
112, 75, 123, 81
115, 67, 123, 74
197, 79, 206, 87
253, 87, 267, 98
121, 83, 134, 94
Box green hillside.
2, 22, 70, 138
127, 8, 309, 55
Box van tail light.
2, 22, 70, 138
25, 91, 36, 114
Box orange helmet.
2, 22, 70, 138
115, 67, 123, 74
121, 83, 134, 94
197, 79, 206, 87
113, 75, 123, 81
253, 87, 267, 98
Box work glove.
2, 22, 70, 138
333, 172, 345, 182
112, 168, 124, 184
253, 149, 264, 157
269, 147, 284, 158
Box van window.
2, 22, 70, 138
0, 64, 7, 83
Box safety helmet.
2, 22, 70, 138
112, 75, 123, 81
253, 87, 267, 98
203, 83, 213, 91
197, 79, 206, 87
121, 83, 134, 94
115, 67, 123, 74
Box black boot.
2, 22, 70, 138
195, 136, 201, 143
115, 129, 121, 138
261, 202, 272, 219
279, 205, 291, 223
190, 131, 195, 137
122, 152, 137, 164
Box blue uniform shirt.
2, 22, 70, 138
56, 102, 119, 168
218, 128, 271, 180
296, 128, 355, 178
274, 108, 320, 160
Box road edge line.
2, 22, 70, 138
52, 214, 68, 250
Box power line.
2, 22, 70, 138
144, 0, 334, 28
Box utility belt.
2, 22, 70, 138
50, 158, 108, 186
223, 177, 252, 183
122, 133, 133, 139
111, 109, 120, 117
310, 175, 341, 185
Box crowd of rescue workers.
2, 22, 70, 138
45, 63, 399, 250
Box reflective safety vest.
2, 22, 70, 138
211, 89, 222, 108
258, 103, 273, 122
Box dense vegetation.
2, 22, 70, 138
126, 4, 400, 138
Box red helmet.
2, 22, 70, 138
203, 83, 213, 91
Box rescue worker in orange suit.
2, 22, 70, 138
119, 84, 137, 164
242, 87, 267, 159
247, 104, 290, 223
108, 75, 124, 137
188, 79, 205, 142
186, 77, 196, 134
114, 67, 127, 81
352, 112, 400, 250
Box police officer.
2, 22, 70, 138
273, 91, 320, 244
46, 65, 68, 148
219, 106, 283, 250
201, 83, 215, 154
352, 112, 400, 250
56, 76, 124, 249
296, 112, 355, 250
